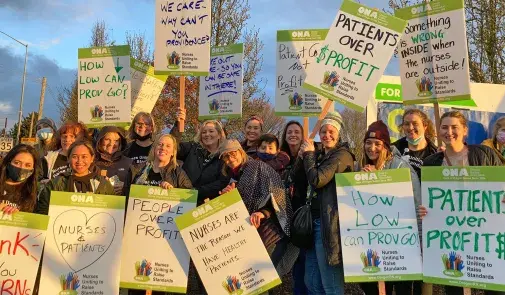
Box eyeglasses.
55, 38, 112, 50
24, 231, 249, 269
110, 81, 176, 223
222, 151, 239, 161
135, 122, 151, 128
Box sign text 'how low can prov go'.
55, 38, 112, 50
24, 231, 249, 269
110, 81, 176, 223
154, 0, 211, 76
422, 166, 505, 291
336, 169, 422, 282
199, 44, 243, 120
120, 185, 197, 293
0, 212, 49, 295
395, 0, 471, 104
176, 189, 281, 295
303, 0, 407, 112
78, 46, 131, 128
275, 29, 329, 116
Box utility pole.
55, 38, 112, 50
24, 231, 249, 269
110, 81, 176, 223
38, 77, 47, 120
28, 113, 35, 138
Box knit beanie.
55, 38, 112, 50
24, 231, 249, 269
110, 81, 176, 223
320, 111, 344, 132
365, 120, 390, 148
35, 118, 57, 133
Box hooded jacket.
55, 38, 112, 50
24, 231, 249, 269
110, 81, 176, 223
303, 143, 355, 266
35, 118, 57, 157
35, 167, 114, 215
94, 126, 133, 184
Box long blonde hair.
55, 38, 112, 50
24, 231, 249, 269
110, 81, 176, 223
194, 120, 226, 154
148, 134, 178, 170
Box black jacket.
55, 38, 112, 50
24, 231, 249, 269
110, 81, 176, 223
94, 126, 133, 184
303, 143, 355, 266
423, 145, 503, 167
171, 124, 230, 205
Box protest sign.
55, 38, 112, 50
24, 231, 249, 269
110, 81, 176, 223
422, 166, 505, 291
130, 58, 168, 120
199, 44, 243, 120
0, 212, 48, 294
303, 0, 407, 112
395, 0, 471, 104
120, 185, 197, 293
154, 0, 211, 76
78, 46, 131, 128
336, 169, 422, 282
275, 29, 330, 116
176, 189, 281, 295
39, 192, 125, 295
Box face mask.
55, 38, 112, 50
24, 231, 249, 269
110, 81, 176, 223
257, 152, 276, 161
406, 135, 424, 146
135, 133, 151, 141
37, 127, 53, 141
7, 164, 34, 182
497, 131, 505, 144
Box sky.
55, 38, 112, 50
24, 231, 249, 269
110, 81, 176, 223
0, 0, 401, 131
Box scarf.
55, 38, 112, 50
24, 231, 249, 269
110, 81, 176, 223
68, 172, 96, 193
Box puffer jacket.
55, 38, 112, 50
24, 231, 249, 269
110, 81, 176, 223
303, 143, 355, 266
423, 144, 504, 167
482, 138, 505, 163
35, 169, 114, 215
94, 126, 133, 184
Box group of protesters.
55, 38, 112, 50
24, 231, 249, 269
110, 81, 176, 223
1, 107, 505, 295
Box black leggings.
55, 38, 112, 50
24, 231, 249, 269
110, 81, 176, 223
360, 280, 422, 295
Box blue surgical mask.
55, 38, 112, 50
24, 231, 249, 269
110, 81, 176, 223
406, 136, 423, 146
37, 127, 53, 141
257, 152, 276, 161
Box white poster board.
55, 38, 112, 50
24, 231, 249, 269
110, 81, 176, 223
303, 0, 407, 112
39, 192, 125, 294
336, 169, 422, 282
275, 29, 330, 116
120, 185, 197, 293
78, 46, 131, 128
130, 58, 168, 120
422, 167, 505, 291
176, 190, 281, 295
395, 0, 471, 104
199, 44, 243, 120
0, 212, 48, 294
154, 0, 211, 76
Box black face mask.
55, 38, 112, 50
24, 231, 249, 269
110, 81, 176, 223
135, 133, 152, 141
7, 164, 34, 182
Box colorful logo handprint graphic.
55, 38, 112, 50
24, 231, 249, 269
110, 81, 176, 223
320, 71, 340, 91
288, 92, 303, 111
90, 105, 104, 122
442, 252, 464, 277
209, 99, 220, 114
361, 249, 381, 273
134, 259, 153, 282
167, 51, 181, 69
416, 76, 434, 97
59, 272, 80, 295
222, 276, 243, 295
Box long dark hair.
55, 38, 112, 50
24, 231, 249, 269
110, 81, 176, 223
0, 144, 39, 212
280, 121, 304, 155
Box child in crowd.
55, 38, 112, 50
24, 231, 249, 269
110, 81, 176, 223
253, 134, 290, 175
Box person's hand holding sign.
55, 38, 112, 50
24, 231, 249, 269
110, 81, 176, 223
160, 181, 173, 190
0, 203, 19, 215
176, 107, 186, 122
219, 182, 236, 195
250, 212, 265, 228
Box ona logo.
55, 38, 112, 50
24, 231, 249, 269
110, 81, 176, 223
71, 194, 94, 203
212, 47, 226, 54
411, 4, 432, 14
0, 212, 13, 221
192, 204, 214, 218
134, 61, 148, 71
354, 172, 378, 181
91, 48, 108, 55
148, 187, 169, 196
442, 168, 469, 177
358, 7, 378, 18
291, 31, 310, 38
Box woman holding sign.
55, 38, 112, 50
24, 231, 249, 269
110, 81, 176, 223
171, 115, 229, 205
218, 139, 296, 276
0, 144, 40, 214
124, 112, 156, 166
419, 111, 503, 295
392, 109, 438, 178
298, 112, 355, 295
358, 120, 422, 295
36, 140, 114, 215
